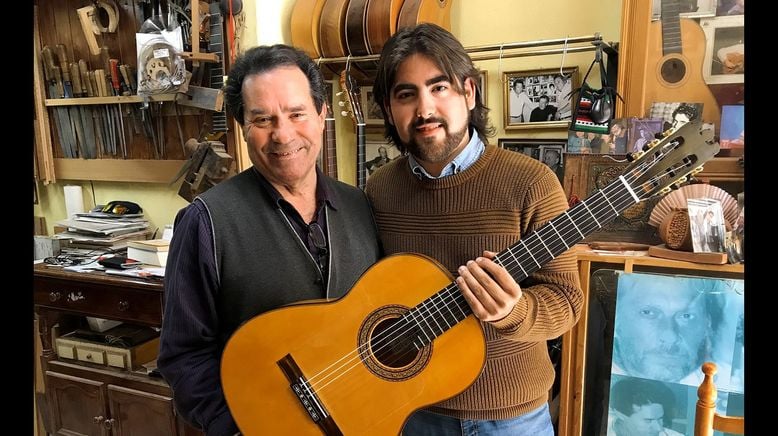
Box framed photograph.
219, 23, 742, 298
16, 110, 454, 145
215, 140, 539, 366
626, 117, 663, 154
651, 0, 716, 19
719, 105, 744, 149
360, 86, 384, 126
701, 15, 744, 85
716, 0, 744, 16
499, 138, 566, 181
477, 70, 488, 107
364, 140, 401, 180
503, 67, 578, 130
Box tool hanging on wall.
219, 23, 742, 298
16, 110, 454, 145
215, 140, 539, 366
170, 138, 233, 202
77, 0, 120, 56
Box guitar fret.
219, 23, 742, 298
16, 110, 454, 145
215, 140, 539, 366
548, 221, 569, 250
507, 247, 527, 276
580, 199, 601, 228
535, 231, 555, 259
520, 239, 541, 269
449, 286, 469, 318
564, 211, 586, 238
433, 292, 454, 330
600, 190, 618, 214
408, 309, 431, 344
421, 299, 444, 336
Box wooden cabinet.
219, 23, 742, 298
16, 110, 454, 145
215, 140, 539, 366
557, 248, 744, 436
34, 264, 202, 435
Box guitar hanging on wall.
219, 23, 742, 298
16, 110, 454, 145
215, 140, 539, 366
221, 119, 719, 435
205, 1, 227, 142
321, 99, 338, 179
644, 0, 720, 127
338, 68, 367, 190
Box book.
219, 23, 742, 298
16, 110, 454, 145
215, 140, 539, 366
126, 239, 170, 252
127, 246, 168, 267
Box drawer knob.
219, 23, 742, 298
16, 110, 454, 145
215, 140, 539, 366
49, 292, 61, 302
93, 415, 104, 424
118, 300, 130, 311
85, 353, 93, 360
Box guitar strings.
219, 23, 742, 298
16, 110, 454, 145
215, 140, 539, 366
306, 161, 655, 393
306, 147, 685, 393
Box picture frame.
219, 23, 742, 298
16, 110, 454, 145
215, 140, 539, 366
719, 105, 744, 149
360, 86, 384, 126
503, 67, 578, 130
700, 15, 744, 85
651, 0, 716, 20
364, 140, 402, 180
626, 117, 664, 154
498, 138, 566, 182
477, 70, 488, 107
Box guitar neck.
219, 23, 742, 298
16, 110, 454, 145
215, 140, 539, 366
209, 2, 228, 134
356, 122, 366, 189
661, 0, 682, 55
323, 112, 338, 178
405, 176, 639, 343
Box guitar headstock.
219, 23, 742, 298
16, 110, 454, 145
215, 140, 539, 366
338, 69, 365, 129
623, 118, 718, 201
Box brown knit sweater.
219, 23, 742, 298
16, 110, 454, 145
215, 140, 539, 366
365, 144, 583, 420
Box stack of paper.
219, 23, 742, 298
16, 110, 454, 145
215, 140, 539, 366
126, 239, 170, 267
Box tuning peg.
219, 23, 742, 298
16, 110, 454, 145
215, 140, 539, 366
692, 166, 705, 174
338, 101, 345, 107
336, 90, 344, 96
341, 110, 349, 117
625, 153, 635, 162
659, 187, 672, 195
675, 176, 688, 184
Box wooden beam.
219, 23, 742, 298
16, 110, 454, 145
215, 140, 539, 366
53, 158, 187, 183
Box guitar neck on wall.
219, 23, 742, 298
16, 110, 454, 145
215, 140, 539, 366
644, 0, 720, 127
206, 2, 227, 142
338, 69, 367, 189
322, 101, 338, 179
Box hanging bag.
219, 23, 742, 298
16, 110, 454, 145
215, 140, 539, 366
569, 45, 622, 134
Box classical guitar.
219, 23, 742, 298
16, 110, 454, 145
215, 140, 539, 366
221, 119, 718, 435
205, 2, 227, 143
291, 0, 328, 58
338, 68, 367, 190
345, 0, 370, 56
319, 0, 350, 58
644, 0, 720, 127
397, 0, 453, 31
365, 0, 404, 54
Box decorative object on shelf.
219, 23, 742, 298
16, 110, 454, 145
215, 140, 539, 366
648, 183, 738, 228
659, 207, 693, 250
570, 44, 621, 134
503, 67, 578, 130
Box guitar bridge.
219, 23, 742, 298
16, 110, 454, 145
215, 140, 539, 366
278, 354, 343, 435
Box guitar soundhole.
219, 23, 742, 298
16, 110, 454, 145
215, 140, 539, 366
660, 58, 686, 85
358, 305, 432, 381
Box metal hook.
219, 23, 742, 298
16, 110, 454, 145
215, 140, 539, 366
560, 36, 569, 77
498, 44, 507, 83
345, 55, 352, 74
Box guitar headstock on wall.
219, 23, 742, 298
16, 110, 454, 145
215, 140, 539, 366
337, 68, 368, 189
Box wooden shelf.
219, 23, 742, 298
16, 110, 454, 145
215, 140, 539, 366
696, 156, 744, 182
45, 94, 177, 107
54, 158, 186, 183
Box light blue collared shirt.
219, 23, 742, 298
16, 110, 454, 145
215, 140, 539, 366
409, 128, 485, 179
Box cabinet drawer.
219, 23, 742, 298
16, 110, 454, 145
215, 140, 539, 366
75, 346, 106, 365
34, 279, 163, 325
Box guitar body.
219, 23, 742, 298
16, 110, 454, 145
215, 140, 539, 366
222, 254, 486, 435
366, 0, 404, 54
291, 0, 328, 58
644, 18, 720, 127
319, 0, 350, 58
398, 0, 452, 32
345, 0, 370, 56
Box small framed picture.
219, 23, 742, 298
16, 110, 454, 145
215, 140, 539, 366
503, 67, 578, 130
716, 0, 744, 16
700, 15, 744, 85
499, 138, 566, 181
477, 70, 488, 107
687, 198, 727, 253
364, 140, 401, 180
361, 86, 384, 125
651, 0, 716, 19
719, 105, 744, 149
626, 117, 664, 154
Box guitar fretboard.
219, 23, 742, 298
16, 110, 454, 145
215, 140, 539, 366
356, 122, 366, 189
323, 107, 338, 179
661, 0, 683, 55
399, 176, 640, 345
209, 2, 227, 133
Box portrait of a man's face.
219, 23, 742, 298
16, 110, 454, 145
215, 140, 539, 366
612, 272, 743, 390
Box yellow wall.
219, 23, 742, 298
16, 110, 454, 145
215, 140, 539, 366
34, 0, 622, 234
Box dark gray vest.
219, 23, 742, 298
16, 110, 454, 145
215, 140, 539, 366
198, 169, 381, 342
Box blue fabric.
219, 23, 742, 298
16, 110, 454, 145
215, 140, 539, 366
402, 403, 554, 436
409, 128, 485, 179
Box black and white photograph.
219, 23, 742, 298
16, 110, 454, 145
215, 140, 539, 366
477, 69, 488, 107
539, 145, 564, 181
607, 375, 689, 436
499, 139, 566, 182
687, 198, 727, 253
361, 86, 384, 126
626, 118, 664, 153
612, 272, 744, 392
364, 140, 401, 179
503, 67, 577, 130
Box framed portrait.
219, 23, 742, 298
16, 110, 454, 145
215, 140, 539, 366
477, 70, 488, 107
651, 0, 716, 19
364, 140, 401, 180
719, 105, 744, 149
700, 15, 744, 85
580, 270, 744, 435
503, 67, 578, 130
626, 117, 664, 154
360, 86, 384, 126
499, 138, 566, 182
716, 0, 744, 16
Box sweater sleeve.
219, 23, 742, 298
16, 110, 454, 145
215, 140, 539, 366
490, 168, 584, 342
157, 201, 240, 436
